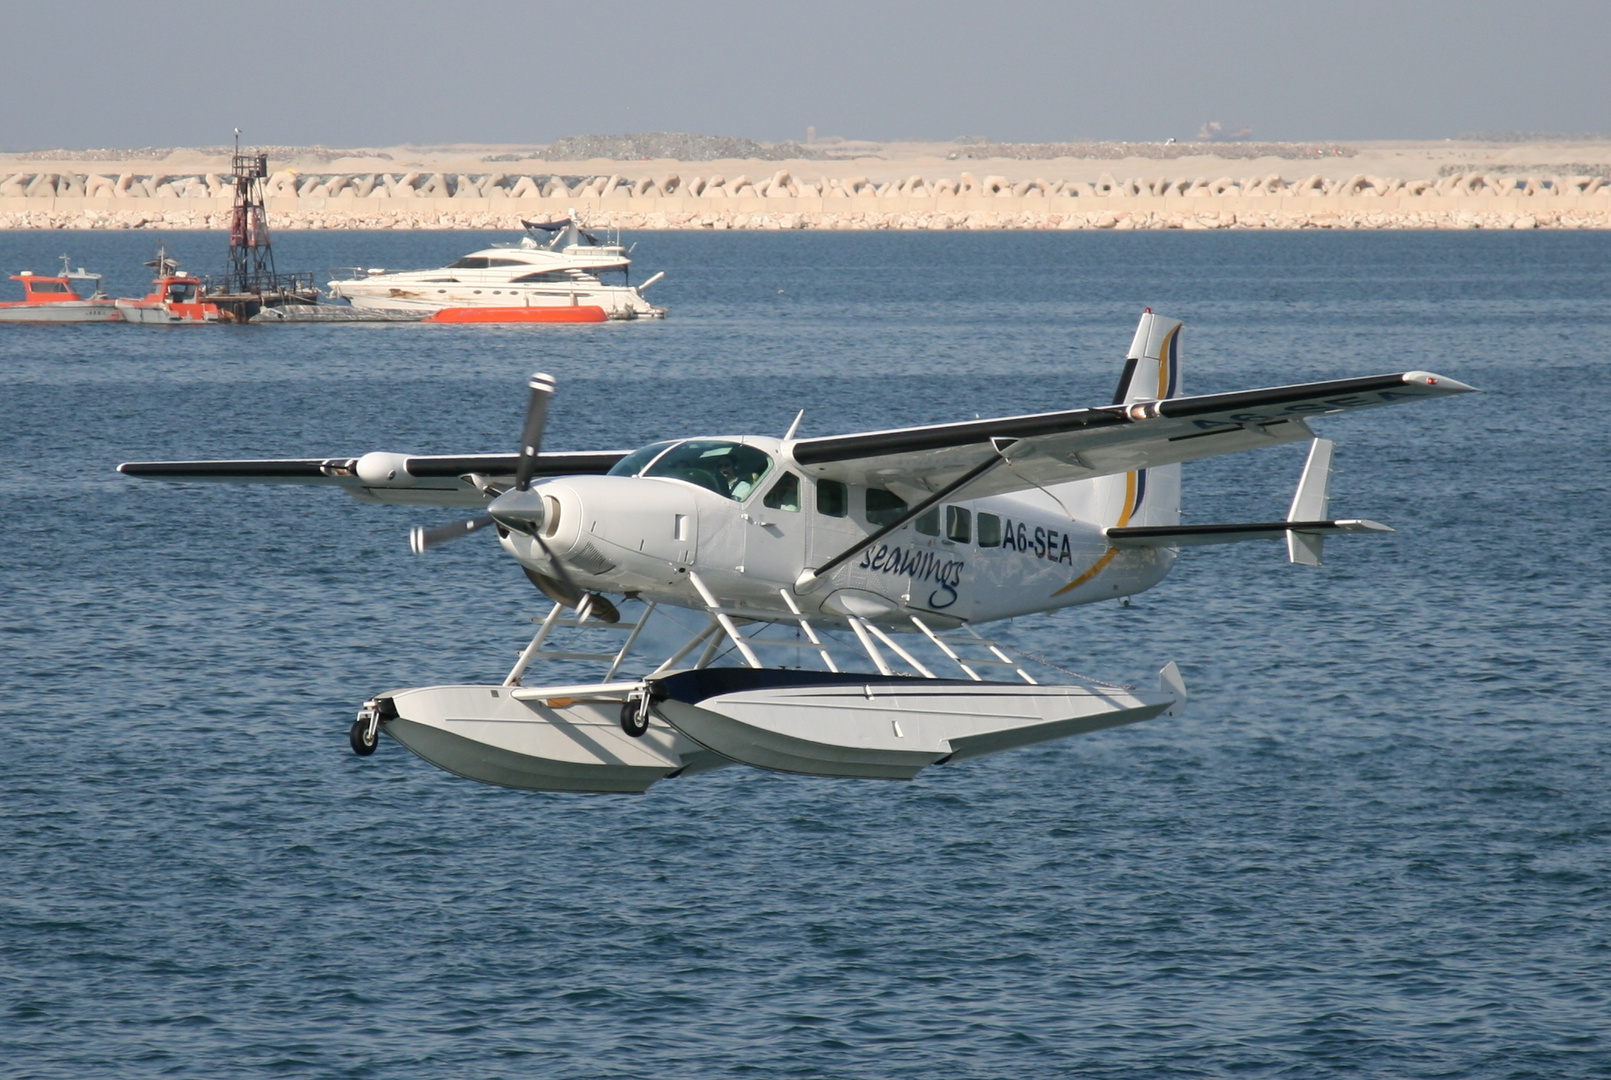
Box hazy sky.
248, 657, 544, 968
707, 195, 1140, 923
4, 0, 1608, 149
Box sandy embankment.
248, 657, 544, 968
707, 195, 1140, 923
2, 139, 1609, 230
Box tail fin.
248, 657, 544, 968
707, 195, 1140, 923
1094, 311, 1183, 529
1113, 310, 1183, 405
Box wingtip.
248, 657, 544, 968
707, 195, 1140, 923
1404, 371, 1480, 394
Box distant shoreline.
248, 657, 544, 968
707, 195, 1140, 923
4, 138, 1609, 230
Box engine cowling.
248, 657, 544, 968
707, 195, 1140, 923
499, 475, 702, 591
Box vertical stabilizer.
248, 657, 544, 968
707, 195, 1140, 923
1114, 310, 1184, 405
1099, 311, 1184, 528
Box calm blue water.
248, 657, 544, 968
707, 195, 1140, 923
3, 229, 1609, 1079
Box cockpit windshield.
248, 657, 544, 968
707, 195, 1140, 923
640, 440, 773, 501
606, 440, 679, 478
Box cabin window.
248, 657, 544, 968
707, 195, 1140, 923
762, 472, 801, 512
946, 506, 972, 544
816, 479, 847, 517
29, 280, 69, 293
914, 507, 940, 536
447, 256, 490, 269
486, 258, 526, 267
512, 271, 577, 283
643, 440, 772, 501
865, 487, 909, 527
977, 512, 1002, 547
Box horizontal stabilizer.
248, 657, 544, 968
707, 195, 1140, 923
1106, 519, 1392, 548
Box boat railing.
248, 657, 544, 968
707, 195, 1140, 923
203, 269, 319, 298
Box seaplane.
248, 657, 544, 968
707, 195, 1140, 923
118, 312, 1475, 793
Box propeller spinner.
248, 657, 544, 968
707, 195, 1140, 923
409, 372, 590, 612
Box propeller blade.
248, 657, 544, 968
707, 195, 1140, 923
583, 593, 621, 624
513, 372, 557, 490
520, 565, 577, 607
409, 513, 494, 554
531, 531, 584, 605
521, 568, 620, 624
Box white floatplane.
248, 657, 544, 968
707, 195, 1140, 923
119, 312, 1474, 792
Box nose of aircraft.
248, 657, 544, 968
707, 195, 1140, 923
487, 486, 548, 534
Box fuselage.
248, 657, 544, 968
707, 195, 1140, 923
496, 435, 1176, 627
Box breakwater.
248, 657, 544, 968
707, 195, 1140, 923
4, 168, 1609, 229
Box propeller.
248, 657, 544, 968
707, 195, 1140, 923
514, 373, 556, 490
409, 513, 494, 554
408, 372, 598, 614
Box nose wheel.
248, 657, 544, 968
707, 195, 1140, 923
350, 697, 396, 756
620, 692, 652, 737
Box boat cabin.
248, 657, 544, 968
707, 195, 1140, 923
148, 273, 203, 303
7, 269, 104, 304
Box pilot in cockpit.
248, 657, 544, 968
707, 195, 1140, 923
716, 457, 760, 500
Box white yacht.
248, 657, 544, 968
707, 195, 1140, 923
327, 217, 666, 319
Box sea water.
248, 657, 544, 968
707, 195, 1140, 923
2, 229, 1608, 1078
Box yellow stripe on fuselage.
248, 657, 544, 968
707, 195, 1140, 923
1050, 470, 1138, 597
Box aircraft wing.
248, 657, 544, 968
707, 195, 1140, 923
117, 451, 627, 508
789, 371, 1476, 500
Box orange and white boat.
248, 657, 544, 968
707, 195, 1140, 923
115, 248, 220, 325
327, 217, 665, 319
0, 257, 122, 323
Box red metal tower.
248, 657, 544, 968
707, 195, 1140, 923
226, 130, 276, 294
